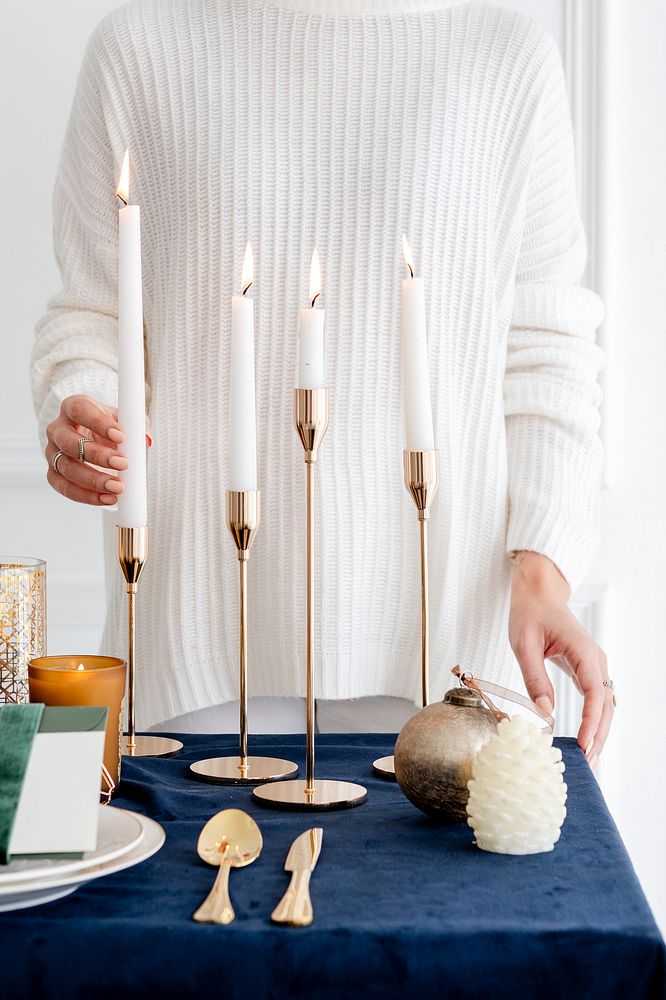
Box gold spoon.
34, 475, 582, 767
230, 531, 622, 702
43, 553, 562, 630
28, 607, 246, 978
193, 809, 263, 924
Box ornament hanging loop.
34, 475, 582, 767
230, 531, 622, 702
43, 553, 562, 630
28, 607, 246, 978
452, 666, 509, 725
450, 665, 554, 733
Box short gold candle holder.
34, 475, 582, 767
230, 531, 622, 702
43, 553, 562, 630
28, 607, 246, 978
117, 525, 183, 758
373, 449, 440, 779
190, 491, 298, 785
253, 388, 367, 811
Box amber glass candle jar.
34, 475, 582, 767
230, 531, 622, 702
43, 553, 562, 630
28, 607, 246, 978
28, 655, 126, 793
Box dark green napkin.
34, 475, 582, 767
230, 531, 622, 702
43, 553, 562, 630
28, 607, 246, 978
0, 703, 44, 864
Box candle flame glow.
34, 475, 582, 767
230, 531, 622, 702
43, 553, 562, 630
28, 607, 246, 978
402, 234, 414, 279
77, 664, 85, 672
309, 248, 321, 308
116, 148, 130, 206
241, 241, 253, 296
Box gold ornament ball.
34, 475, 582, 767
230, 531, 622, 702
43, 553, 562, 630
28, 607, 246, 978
394, 688, 499, 821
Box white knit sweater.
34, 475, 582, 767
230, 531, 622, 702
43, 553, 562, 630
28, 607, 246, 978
32, 0, 605, 728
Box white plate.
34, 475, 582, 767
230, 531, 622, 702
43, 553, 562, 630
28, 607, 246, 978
0, 885, 78, 912
0, 811, 164, 911
0, 806, 144, 885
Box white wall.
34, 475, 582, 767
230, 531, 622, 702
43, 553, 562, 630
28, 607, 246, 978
591, 0, 666, 934
1, 0, 664, 931
0, 1, 117, 651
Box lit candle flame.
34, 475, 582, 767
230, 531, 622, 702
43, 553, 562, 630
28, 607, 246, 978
309, 248, 321, 308
241, 241, 253, 296
116, 148, 130, 206
77, 663, 85, 672
402, 234, 414, 279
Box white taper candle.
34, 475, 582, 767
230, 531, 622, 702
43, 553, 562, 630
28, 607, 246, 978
116, 149, 148, 527
401, 235, 435, 451
297, 249, 325, 388
229, 242, 257, 491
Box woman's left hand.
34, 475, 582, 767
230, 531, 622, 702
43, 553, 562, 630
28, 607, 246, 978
508, 551, 613, 763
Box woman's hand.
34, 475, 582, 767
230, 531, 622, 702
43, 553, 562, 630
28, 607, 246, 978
45, 395, 129, 506
509, 550, 613, 764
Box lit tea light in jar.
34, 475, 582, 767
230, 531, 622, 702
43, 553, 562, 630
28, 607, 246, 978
28, 656, 127, 792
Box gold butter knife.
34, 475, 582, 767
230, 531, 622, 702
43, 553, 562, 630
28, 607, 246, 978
271, 828, 323, 927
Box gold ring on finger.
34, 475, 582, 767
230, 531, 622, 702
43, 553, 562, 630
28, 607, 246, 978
78, 436, 93, 462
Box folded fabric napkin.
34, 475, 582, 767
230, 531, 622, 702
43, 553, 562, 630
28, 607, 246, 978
0, 703, 44, 864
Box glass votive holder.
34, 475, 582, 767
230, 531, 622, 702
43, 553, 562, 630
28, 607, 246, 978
1, 558, 46, 704
28, 655, 127, 796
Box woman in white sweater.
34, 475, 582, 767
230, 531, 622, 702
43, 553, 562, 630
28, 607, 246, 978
32, 0, 613, 759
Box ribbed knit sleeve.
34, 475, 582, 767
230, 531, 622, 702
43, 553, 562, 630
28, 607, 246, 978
31, 28, 121, 447
504, 37, 605, 592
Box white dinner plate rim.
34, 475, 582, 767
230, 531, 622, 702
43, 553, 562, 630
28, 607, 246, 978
0, 885, 78, 913
0, 805, 145, 886
0, 811, 164, 898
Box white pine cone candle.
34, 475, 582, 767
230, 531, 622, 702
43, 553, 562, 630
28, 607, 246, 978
466, 715, 567, 855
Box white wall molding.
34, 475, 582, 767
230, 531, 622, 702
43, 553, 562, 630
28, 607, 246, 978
562, 0, 611, 487
562, 0, 602, 295
46, 575, 106, 654
47, 575, 106, 625
562, 0, 610, 492
0, 434, 45, 486
570, 582, 606, 632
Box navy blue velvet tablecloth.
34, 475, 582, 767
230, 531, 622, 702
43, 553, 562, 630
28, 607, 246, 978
1, 734, 664, 999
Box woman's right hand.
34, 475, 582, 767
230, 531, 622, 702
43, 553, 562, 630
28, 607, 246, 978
45, 395, 128, 506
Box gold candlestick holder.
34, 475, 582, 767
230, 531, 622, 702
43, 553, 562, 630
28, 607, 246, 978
190, 490, 298, 784
117, 526, 183, 757
253, 388, 367, 810
373, 449, 440, 779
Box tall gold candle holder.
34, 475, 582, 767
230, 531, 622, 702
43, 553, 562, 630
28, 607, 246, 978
190, 491, 298, 784
117, 526, 183, 757
373, 449, 440, 778
253, 388, 367, 810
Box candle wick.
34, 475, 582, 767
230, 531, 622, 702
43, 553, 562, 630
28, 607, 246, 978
242, 280, 253, 297
310, 291, 320, 308
116, 193, 128, 208
406, 262, 414, 279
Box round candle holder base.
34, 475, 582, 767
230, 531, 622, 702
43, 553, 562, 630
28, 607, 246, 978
253, 778, 367, 811
122, 734, 183, 758
189, 755, 298, 786
372, 755, 397, 780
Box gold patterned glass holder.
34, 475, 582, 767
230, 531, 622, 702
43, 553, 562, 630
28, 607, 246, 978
190, 491, 298, 784
253, 387, 367, 810
373, 449, 440, 779
1, 558, 46, 704
117, 526, 183, 757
